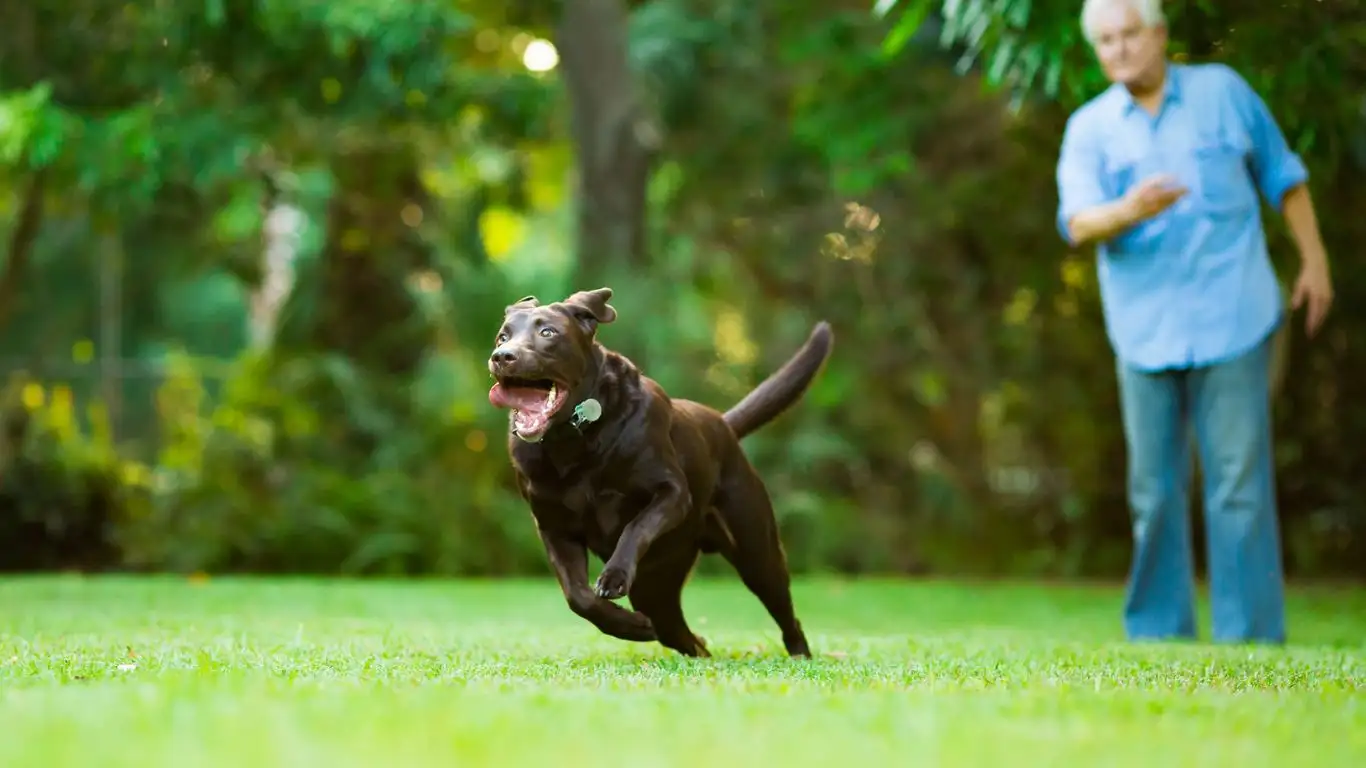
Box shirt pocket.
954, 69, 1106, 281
1192, 138, 1257, 213
1101, 154, 1137, 200
1101, 155, 1164, 256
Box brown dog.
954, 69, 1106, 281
487, 287, 833, 657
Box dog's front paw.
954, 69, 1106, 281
594, 562, 634, 600
628, 611, 657, 642
691, 634, 711, 658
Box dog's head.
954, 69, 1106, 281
487, 287, 617, 442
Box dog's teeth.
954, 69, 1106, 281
547, 384, 557, 406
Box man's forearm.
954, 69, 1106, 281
1280, 183, 1328, 268
1066, 199, 1139, 246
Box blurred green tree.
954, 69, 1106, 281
0, 0, 1361, 579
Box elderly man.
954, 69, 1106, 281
1055, 0, 1333, 644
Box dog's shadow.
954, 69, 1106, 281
630, 647, 849, 674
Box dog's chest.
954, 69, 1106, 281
562, 477, 628, 542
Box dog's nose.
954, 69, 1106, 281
491, 348, 517, 365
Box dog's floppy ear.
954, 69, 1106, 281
505, 295, 539, 314
561, 287, 617, 327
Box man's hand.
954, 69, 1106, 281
1291, 257, 1333, 337
1121, 174, 1188, 222
1280, 184, 1333, 339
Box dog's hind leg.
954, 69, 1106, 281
629, 551, 710, 658
714, 459, 812, 658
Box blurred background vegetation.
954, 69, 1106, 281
0, 0, 1361, 580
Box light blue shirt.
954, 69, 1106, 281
1055, 62, 1308, 372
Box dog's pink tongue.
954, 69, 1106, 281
489, 383, 550, 412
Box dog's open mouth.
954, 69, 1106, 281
488, 377, 570, 441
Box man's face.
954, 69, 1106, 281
1089, 3, 1167, 87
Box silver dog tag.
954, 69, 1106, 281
572, 398, 602, 427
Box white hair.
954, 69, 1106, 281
1081, 0, 1167, 43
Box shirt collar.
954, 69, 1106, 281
1119, 61, 1183, 115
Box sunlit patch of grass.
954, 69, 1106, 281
2, 576, 1363, 767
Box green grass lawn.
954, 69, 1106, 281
2, 575, 1363, 767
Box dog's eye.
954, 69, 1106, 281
539, 327, 557, 338
496, 333, 509, 344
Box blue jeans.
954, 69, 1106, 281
1115, 329, 1287, 644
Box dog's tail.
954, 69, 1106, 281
723, 321, 834, 440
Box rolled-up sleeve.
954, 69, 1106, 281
1055, 112, 1107, 246
1224, 67, 1309, 209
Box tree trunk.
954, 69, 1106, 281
556, 0, 659, 289
313, 146, 433, 378
0, 167, 47, 335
